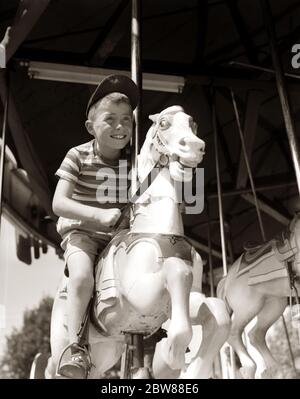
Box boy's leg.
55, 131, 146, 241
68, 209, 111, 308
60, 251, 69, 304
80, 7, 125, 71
67, 252, 94, 344
58, 251, 94, 378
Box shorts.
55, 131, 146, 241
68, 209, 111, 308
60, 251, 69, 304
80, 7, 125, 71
61, 230, 110, 277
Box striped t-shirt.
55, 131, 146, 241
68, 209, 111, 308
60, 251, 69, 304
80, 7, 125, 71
55, 139, 130, 238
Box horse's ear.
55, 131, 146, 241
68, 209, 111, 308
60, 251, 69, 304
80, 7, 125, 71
149, 113, 159, 123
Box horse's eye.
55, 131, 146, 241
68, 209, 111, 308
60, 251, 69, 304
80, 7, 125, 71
159, 118, 170, 130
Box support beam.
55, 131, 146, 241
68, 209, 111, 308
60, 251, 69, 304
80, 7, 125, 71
87, 0, 130, 65
214, 104, 236, 182
219, 88, 295, 177
207, 178, 296, 199
226, 0, 259, 65
188, 75, 300, 93
194, 0, 208, 66
3, 0, 50, 64
261, 0, 300, 196
206, 1, 300, 64
241, 193, 289, 225
236, 91, 263, 188
186, 235, 228, 261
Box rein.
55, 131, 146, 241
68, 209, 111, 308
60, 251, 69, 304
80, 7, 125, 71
112, 120, 175, 233
112, 154, 167, 233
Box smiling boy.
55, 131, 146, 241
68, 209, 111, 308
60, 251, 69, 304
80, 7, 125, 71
52, 75, 138, 378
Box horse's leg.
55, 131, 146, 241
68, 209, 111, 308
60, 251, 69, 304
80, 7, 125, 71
152, 257, 193, 379
227, 299, 266, 379
247, 297, 286, 379
181, 293, 231, 379
88, 338, 124, 379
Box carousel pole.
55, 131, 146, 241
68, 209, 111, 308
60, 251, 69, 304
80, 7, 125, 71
131, 0, 142, 195
261, 0, 300, 195
0, 71, 8, 234
130, 0, 144, 372
212, 96, 228, 277
207, 202, 215, 297
0, 68, 8, 338
212, 91, 236, 379
230, 86, 298, 377
206, 201, 218, 378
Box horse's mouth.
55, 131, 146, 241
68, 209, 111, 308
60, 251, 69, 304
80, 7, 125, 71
173, 153, 204, 168
178, 158, 201, 168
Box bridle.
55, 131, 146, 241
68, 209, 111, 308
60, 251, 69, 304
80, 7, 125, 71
112, 120, 174, 232
112, 113, 199, 232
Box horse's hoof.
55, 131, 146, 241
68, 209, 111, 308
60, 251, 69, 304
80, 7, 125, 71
152, 339, 182, 379
159, 336, 188, 370
239, 366, 256, 379
132, 367, 151, 379
259, 366, 277, 379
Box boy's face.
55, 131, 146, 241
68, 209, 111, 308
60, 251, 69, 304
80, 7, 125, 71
87, 100, 133, 152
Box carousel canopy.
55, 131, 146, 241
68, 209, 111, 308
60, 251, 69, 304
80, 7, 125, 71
0, 0, 300, 276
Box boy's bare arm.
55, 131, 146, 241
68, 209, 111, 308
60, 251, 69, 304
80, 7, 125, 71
52, 179, 121, 228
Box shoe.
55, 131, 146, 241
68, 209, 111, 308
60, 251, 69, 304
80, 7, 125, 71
57, 344, 91, 379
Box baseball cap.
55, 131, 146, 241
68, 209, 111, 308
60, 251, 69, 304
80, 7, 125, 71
86, 74, 139, 117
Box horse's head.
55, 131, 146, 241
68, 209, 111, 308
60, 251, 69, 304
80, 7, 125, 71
138, 106, 205, 182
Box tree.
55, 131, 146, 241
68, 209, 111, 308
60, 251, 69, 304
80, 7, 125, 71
0, 296, 53, 379
266, 307, 300, 379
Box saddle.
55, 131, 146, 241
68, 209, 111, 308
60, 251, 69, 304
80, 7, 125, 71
243, 241, 272, 264
237, 227, 297, 279
272, 229, 297, 262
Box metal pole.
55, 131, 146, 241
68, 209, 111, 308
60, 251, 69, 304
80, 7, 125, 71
261, 0, 300, 196
212, 93, 228, 277
0, 71, 8, 233
281, 314, 298, 377
131, 0, 142, 195
212, 91, 236, 378
206, 200, 219, 378
230, 89, 266, 242
206, 201, 215, 297
130, 0, 144, 372
229, 61, 300, 81
132, 333, 144, 370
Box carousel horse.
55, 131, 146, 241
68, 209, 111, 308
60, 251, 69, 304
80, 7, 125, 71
217, 213, 300, 379
44, 106, 230, 379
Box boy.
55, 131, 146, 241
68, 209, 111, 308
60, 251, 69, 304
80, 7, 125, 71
52, 75, 139, 378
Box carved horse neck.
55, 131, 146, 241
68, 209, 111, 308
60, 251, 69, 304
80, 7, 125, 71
130, 166, 185, 236
129, 106, 205, 236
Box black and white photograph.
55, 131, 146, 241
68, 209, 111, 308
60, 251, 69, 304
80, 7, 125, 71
0, 0, 300, 387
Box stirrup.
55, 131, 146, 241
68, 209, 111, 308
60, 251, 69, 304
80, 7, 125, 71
55, 343, 92, 379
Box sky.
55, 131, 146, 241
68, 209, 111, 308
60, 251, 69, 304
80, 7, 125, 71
0, 216, 64, 359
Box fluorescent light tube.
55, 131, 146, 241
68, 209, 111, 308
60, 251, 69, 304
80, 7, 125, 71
24, 61, 185, 93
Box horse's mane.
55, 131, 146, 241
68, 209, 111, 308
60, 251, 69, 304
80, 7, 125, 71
137, 123, 157, 182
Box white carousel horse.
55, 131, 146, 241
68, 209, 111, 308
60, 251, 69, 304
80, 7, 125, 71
44, 106, 230, 379
217, 213, 300, 379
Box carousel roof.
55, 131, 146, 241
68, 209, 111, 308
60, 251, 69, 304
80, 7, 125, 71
0, 0, 300, 279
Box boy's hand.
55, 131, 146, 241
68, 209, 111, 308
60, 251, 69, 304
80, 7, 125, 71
95, 208, 122, 228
